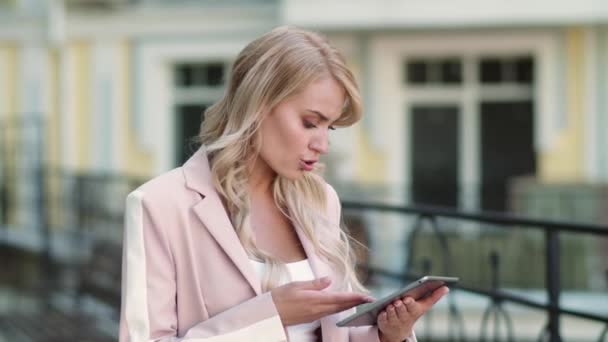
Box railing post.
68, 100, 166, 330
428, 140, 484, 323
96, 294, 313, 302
546, 229, 562, 342
37, 116, 53, 310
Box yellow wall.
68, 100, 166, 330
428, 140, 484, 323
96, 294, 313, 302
344, 59, 389, 184
0, 43, 19, 116
71, 41, 92, 171
355, 124, 387, 183
539, 27, 586, 182
118, 40, 154, 177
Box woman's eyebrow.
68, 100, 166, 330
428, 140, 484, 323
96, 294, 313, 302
306, 109, 330, 122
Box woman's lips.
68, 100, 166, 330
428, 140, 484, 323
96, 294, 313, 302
300, 160, 317, 171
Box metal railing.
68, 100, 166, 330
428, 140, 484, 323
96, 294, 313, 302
344, 201, 608, 342
1, 168, 607, 340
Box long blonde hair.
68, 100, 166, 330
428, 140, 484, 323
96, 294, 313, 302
199, 26, 365, 292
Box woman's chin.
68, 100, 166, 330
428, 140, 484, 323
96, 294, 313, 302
278, 169, 308, 181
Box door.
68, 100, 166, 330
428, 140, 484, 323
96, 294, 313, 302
480, 100, 535, 211
411, 105, 460, 207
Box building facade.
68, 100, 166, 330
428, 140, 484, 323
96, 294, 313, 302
0, 0, 607, 218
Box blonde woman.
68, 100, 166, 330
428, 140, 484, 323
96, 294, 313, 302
119, 26, 448, 342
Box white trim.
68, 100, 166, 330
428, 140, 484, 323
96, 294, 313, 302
283, 0, 608, 29
20, 43, 47, 116
369, 43, 401, 201
65, 5, 275, 40
461, 55, 480, 212
134, 35, 270, 173
91, 40, 122, 172
553, 34, 568, 130
48, 0, 66, 46
173, 87, 225, 105
92, 40, 107, 171
0, 19, 46, 41
111, 42, 123, 173
584, 27, 599, 181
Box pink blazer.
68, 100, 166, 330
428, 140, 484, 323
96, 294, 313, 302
119, 147, 384, 341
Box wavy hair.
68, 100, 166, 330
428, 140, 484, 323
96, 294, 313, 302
199, 26, 365, 292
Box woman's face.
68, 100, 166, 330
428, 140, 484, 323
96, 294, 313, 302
255, 77, 345, 180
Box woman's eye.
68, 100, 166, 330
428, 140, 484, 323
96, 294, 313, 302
329, 126, 336, 131
303, 120, 317, 129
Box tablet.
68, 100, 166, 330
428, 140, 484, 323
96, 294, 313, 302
336, 275, 458, 327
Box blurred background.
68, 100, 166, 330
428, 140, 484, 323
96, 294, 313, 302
0, 0, 607, 341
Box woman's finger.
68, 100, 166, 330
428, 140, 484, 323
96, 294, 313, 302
418, 286, 449, 309
394, 300, 408, 320
386, 304, 398, 323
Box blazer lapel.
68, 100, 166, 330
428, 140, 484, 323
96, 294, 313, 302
192, 193, 262, 295
183, 147, 261, 295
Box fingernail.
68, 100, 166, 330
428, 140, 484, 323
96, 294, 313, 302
395, 301, 401, 307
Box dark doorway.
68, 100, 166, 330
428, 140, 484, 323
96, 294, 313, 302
480, 100, 535, 211
175, 104, 207, 166
410, 106, 460, 207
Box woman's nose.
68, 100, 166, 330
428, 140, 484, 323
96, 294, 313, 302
309, 133, 329, 154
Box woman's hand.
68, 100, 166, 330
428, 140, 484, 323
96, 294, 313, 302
377, 286, 449, 342
270, 276, 373, 326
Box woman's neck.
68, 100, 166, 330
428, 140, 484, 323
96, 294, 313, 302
248, 156, 276, 197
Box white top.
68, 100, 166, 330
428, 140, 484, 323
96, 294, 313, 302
249, 259, 320, 342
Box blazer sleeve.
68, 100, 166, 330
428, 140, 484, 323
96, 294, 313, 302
119, 190, 287, 342
325, 184, 417, 342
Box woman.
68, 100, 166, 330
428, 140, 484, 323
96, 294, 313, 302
119, 26, 448, 342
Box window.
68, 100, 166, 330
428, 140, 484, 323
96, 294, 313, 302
479, 56, 533, 85
174, 62, 226, 87
404, 57, 462, 85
